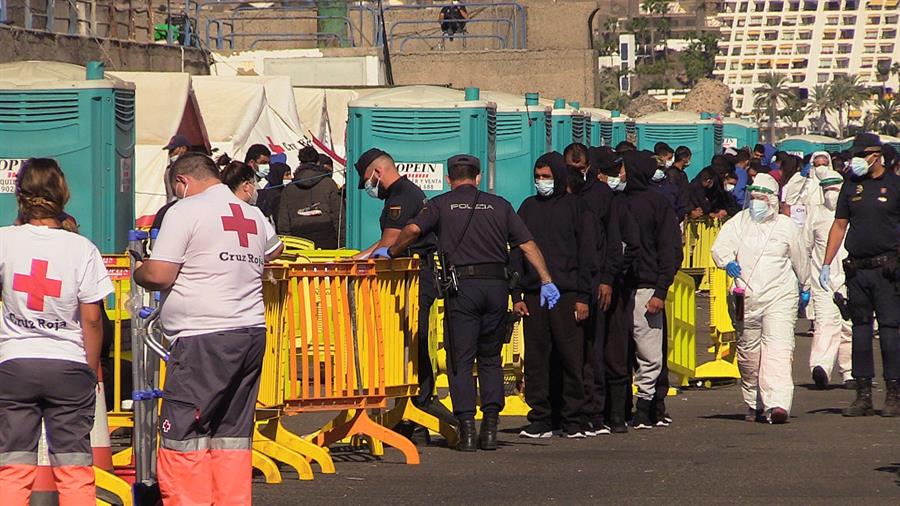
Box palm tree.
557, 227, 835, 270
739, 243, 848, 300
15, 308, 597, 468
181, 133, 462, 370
808, 84, 835, 134
891, 62, 900, 82
828, 74, 870, 138
753, 73, 793, 143
780, 93, 810, 132
873, 94, 900, 134
641, 0, 671, 60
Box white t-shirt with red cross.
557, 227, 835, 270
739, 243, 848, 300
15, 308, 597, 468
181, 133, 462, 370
152, 183, 281, 340
0, 224, 114, 365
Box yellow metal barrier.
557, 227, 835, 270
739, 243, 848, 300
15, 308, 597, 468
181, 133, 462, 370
681, 218, 724, 291
665, 271, 697, 387
101, 255, 134, 431
691, 267, 741, 383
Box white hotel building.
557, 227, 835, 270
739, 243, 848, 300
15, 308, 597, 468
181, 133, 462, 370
714, 0, 900, 116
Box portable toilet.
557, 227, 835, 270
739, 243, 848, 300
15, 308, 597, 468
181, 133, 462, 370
481, 90, 551, 209
549, 99, 588, 152
0, 61, 135, 253
721, 117, 759, 151
635, 111, 722, 179
598, 110, 632, 147
582, 108, 612, 147
776, 135, 845, 157
346, 85, 496, 249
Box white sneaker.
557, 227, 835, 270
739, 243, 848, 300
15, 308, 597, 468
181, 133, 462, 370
564, 431, 586, 439
519, 423, 553, 439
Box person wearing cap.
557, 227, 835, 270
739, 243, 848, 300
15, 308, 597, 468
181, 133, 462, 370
351, 148, 453, 428
803, 167, 853, 390
712, 173, 810, 424
379, 154, 559, 452
163, 134, 192, 202
822, 133, 900, 417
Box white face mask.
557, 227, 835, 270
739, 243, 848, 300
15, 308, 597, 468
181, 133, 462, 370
749, 199, 771, 222
365, 174, 381, 199
651, 169, 666, 182
168, 155, 179, 164
178, 180, 189, 200
248, 185, 258, 205
535, 179, 554, 197
606, 176, 621, 190
725, 183, 735, 193
665, 158, 674, 169
823, 191, 839, 211
256, 163, 270, 179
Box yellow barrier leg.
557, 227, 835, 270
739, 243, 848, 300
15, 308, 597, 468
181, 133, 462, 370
315, 410, 419, 465
94, 467, 133, 506
304, 409, 356, 442
111, 446, 132, 468
253, 427, 314, 481
373, 397, 459, 448
252, 449, 282, 484
258, 418, 335, 474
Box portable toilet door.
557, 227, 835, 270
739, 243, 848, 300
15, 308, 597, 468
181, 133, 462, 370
776, 134, 843, 157
346, 85, 496, 249
550, 98, 579, 152
582, 108, 611, 147
635, 111, 720, 179
0, 61, 135, 253
481, 91, 551, 210
721, 117, 759, 151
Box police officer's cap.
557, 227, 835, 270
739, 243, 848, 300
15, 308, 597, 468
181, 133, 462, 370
355, 148, 389, 189
448, 154, 481, 173
849, 133, 882, 157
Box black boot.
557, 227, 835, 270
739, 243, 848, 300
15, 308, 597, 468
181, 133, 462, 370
608, 382, 628, 434
843, 378, 875, 417
882, 379, 900, 417
479, 411, 499, 450
456, 419, 477, 452
633, 398, 653, 430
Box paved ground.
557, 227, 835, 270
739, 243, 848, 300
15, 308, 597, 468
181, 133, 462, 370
254, 314, 900, 505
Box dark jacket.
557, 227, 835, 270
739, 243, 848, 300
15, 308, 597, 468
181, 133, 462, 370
277, 162, 342, 249
257, 162, 290, 223
600, 191, 640, 286
622, 151, 681, 300
666, 165, 689, 196
511, 152, 596, 304
577, 166, 615, 285
685, 170, 713, 214
652, 178, 687, 222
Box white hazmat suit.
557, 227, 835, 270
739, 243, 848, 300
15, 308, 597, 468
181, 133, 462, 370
712, 173, 810, 420
803, 166, 853, 384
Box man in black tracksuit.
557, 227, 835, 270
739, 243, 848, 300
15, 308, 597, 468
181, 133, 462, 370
622, 150, 681, 430
594, 149, 641, 433
512, 152, 597, 438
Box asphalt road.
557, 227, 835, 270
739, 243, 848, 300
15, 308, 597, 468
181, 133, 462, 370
254, 316, 900, 505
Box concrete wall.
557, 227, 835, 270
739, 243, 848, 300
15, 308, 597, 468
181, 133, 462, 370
523, 0, 600, 50
391, 48, 599, 106
0, 26, 210, 74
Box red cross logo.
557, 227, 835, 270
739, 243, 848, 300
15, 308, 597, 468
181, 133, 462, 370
13, 259, 62, 312
221, 203, 258, 247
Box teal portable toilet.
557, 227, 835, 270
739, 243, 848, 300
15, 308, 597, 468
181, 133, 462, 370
776, 135, 845, 156
582, 108, 612, 147
722, 117, 759, 151
550, 99, 587, 152
0, 61, 135, 253
481, 90, 551, 209
346, 85, 496, 249
635, 111, 722, 179
598, 110, 632, 147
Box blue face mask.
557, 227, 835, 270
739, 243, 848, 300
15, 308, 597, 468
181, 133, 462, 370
651, 169, 666, 182
849, 156, 871, 177
365, 174, 381, 199
535, 179, 554, 197
749, 199, 771, 222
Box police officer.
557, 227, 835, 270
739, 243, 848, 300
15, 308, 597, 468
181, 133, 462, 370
823, 133, 900, 417
352, 148, 455, 426
377, 154, 560, 451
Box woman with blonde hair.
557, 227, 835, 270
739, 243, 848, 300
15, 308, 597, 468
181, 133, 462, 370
0, 158, 113, 505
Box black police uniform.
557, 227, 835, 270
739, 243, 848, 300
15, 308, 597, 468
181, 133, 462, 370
835, 168, 900, 381
410, 182, 533, 421
379, 176, 439, 405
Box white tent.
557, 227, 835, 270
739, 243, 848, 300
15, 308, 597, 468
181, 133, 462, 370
191, 75, 313, 168
109, 71, 210, 222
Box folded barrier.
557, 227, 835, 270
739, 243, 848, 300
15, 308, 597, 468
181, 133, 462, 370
681, 218, 724, 291
665, 271, 697, 387
692, 266, 741, 383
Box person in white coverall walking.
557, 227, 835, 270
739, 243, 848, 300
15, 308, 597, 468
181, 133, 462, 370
803, 164, 853, 389
712, 173, 810, 424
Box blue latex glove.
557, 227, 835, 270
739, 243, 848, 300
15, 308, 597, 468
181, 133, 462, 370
371, 247, 391, 259
819, 264, 831, 290
800, 162, 811, 178
725, 261, 742, 279
540, 282, 560, 309
799, 289, 811, 310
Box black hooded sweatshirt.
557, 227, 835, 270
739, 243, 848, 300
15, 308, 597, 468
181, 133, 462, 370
256, 162, 291, 223
622, 151, 681, 300
511, 152, 597, 304
277, 162, 342, 248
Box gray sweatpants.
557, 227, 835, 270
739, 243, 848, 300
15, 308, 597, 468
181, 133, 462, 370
632, 288, 665, 401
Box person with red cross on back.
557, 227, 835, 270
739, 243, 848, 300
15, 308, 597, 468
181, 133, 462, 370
134, 153, 283, 505
0, 158, 112, 505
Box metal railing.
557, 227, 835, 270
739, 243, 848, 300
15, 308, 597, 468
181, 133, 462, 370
390, 17, 514, 51
381, 2, 526, 50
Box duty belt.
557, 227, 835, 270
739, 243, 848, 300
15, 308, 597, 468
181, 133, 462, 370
846, 254, 897, 270
454, 263, 508, 280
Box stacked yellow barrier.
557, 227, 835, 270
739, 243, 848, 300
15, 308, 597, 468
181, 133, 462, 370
692, 266, 741, 384
680, 218, 724, 291
665, 271, 697, 387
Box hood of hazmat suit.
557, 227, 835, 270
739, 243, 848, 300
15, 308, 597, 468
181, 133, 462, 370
781, 150, 830, 227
